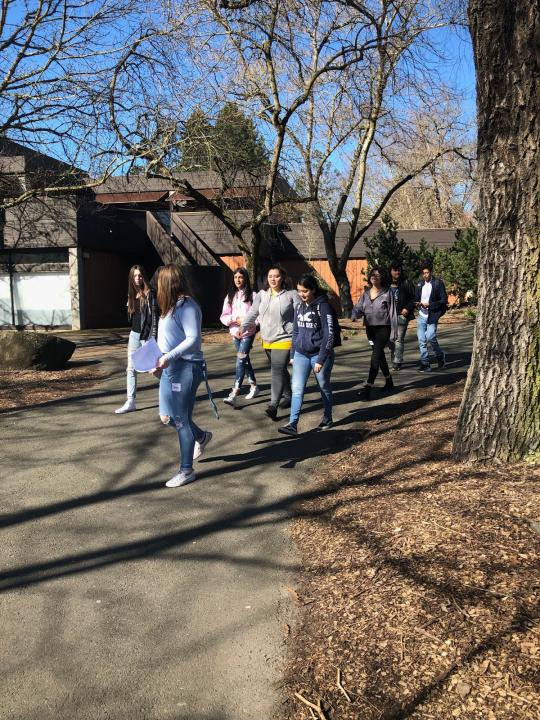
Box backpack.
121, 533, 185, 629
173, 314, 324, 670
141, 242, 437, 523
315, 302, 342, 348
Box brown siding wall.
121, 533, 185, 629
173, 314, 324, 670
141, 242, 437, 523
219, 256, 368, 307
309, 258, 368, 303
221, 255, 245, 272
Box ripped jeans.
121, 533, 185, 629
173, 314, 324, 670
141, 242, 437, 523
233, 335, 257, 389
159, 359, 205, 471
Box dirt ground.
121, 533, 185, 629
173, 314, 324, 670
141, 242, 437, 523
0, 328, 234, 413
284, 380, 540, 720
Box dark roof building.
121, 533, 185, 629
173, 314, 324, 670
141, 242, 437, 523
1, 140, 463, 328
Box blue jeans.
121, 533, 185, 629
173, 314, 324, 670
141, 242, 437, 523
127, 331, 146, 400
416, 313, 443, 367
159, 360, 205, 471
233, 335, 257, 389
289, 352, 334, 426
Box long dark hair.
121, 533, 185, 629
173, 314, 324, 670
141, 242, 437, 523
127, 265, 151, 315
262, 264, 289, 291
297, 273, 323, 298
227, 267, 253, 304
157, 264, 189, 317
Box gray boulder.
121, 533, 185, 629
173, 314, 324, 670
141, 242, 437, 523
0, 331, 76, 370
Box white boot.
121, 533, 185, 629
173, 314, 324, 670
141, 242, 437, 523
245, 385, 260, 400
223, 390, 239, 407
115, 399, 136, 414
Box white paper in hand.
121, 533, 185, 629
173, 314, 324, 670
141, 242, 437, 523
131, 338, 163, 372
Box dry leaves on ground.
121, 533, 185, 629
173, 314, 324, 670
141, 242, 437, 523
285, 381, 540, 720
0, 365, 105, 412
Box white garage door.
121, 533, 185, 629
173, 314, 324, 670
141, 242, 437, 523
0, 273, 72, 327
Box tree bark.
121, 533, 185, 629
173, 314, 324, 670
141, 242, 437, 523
453, 0, 539, 461
248, 225, 263, 291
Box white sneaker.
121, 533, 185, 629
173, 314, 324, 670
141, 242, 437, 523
115, 399, 136, 414
193, 431, 213, 460
165, 469, 196, 488
245, 385, 260, 400
223, 392, 237, 407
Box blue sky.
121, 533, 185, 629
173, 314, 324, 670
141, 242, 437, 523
431, 25, 477, 121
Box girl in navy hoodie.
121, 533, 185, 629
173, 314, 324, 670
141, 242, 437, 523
278, 274, 335, 436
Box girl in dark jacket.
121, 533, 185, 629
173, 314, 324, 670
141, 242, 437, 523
352, 266, 397, 401
115, 264, 160, 414
278, 274, 335, 435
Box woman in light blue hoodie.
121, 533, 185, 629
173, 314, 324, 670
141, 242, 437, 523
153, 264, 212, 488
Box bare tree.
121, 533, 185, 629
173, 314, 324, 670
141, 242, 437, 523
453, 0, 539, 462
0, 0, 175, 207
284, 0, 468, 313
108, 0, 376, 283
375, 103, 476, 229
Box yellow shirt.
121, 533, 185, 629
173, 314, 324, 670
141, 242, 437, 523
261, 289, 292, 349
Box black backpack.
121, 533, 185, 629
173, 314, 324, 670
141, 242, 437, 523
315, 302, 342, 348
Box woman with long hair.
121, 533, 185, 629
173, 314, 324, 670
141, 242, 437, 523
153, 264, 212, 488
241, 265, 300, 419
278, 274, 336, 436
352, 265, 397, 400
220, 267, 259, 407
115, 264, 160, 414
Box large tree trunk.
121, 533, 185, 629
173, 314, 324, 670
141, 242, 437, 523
247, 225, 263, 290
336, 267, 353, 318
453, 0, 539, 461
319, 220, 354, 317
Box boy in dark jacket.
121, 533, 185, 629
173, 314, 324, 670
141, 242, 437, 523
388, 261, 416, 370
415, 261, 448, 371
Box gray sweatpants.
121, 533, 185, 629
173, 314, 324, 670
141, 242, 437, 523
264, 348, 291, 406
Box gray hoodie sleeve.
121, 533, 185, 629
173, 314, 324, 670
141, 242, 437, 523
351, 292, 366, 320
241, 290, 263, 330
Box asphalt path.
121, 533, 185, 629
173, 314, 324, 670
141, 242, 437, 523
0, 323, 473, 720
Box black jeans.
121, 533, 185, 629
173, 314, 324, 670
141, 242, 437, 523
264, 348, 291, 405
366, 325, 391, 384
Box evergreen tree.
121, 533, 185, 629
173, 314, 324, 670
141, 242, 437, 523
178, 108, 215, 171
178, 103, 267, 176
434, 227, 479, 301
213, 102, 268, 176
411, 238, 437, 278
364, 213, 418, 281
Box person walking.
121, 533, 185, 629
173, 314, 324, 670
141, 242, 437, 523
278, 274, 336, 436
388, 260, 416, 370
220, 267, 259, 407
415, 260, 448, 372
241, 266, 300, 420
352, 266, 397, 401
152, 264, 212, 488
115, 264, 160, 414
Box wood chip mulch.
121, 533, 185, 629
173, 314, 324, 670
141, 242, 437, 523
284, 380, 540, 720
0, 365, 106, 413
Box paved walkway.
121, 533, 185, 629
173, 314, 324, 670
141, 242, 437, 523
0, 324, 473, 720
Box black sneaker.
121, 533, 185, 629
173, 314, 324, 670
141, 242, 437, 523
318, 418, 333, 430
384, 376, 394, 391
392, 363, 402, 371
279, 396, 291, 409
357, 385, 372, 400
437, 355, 446, 369
265, 404, 278, 419
278, 423, 297, 436
418, 364, 432, 373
